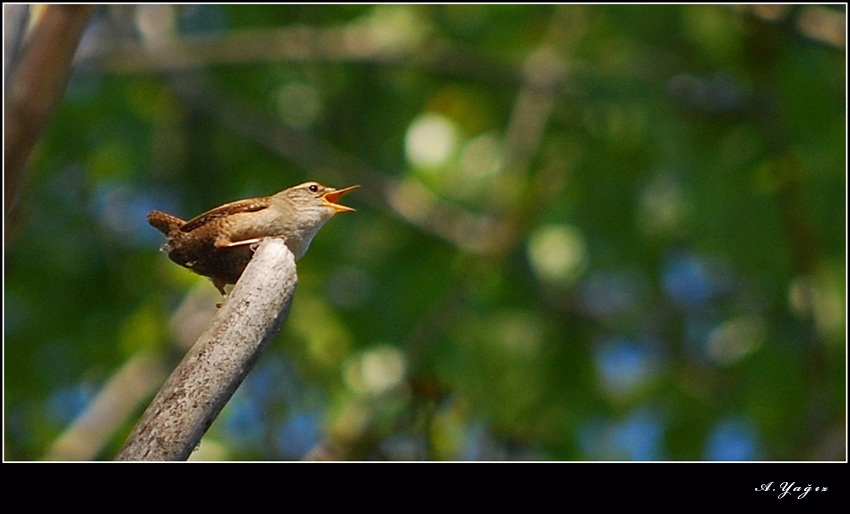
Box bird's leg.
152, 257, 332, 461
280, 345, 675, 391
212, 278, 227, 297
213, 278, 228, 308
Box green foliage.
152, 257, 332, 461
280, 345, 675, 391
4, 4, 845, 461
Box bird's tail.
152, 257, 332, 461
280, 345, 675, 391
147, 210, 185, 236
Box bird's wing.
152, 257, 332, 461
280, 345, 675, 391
180, 197, 270, 233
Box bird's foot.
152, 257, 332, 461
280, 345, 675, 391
247, 236, 285, 253
213, 279, 229, 307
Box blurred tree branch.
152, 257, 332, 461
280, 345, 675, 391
44, 350, 168, 461
79, 16, 515, 86
4, 5, 93, 220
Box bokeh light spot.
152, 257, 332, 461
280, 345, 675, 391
405, 113, 460, 170
704, 417, 760, 460
344, 345, 407, 396
594, 338, 661, 398
527, 224, 588, 286
275, 81, 323, 128
705, 315, 765, 366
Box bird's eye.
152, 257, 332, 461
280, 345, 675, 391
308, 184, 319, 193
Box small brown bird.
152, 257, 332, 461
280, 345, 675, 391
148, 182, 359, 295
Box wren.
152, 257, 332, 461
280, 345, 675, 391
148, 182, 358, 295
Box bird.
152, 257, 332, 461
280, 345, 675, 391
147, 182, 358, 296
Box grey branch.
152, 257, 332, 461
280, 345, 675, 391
115, 237, 298, 461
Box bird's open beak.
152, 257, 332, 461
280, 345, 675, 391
323, 185, 360, 213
